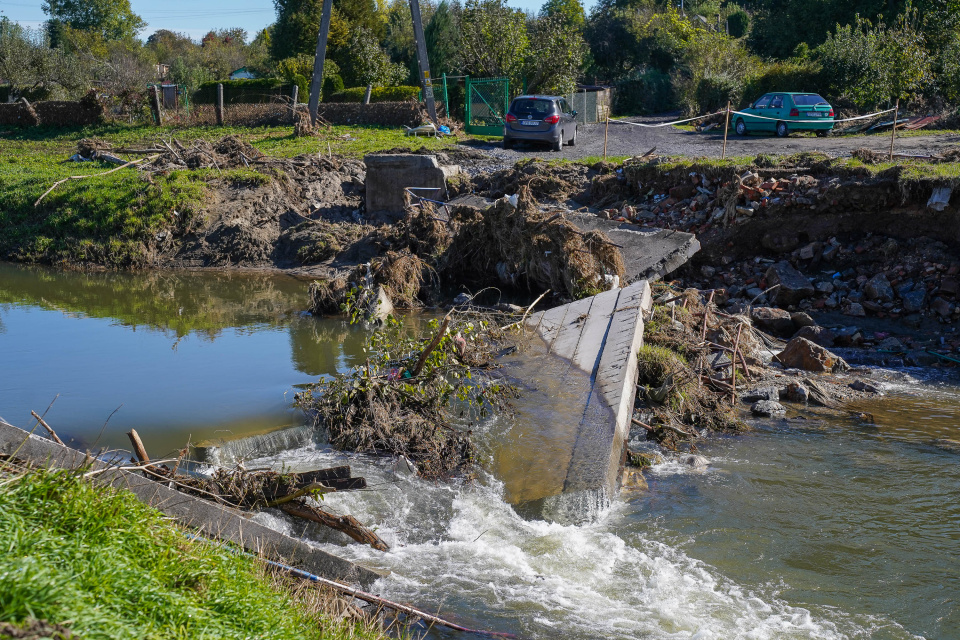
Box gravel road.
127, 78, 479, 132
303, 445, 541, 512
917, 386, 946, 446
465, 115, 960, 163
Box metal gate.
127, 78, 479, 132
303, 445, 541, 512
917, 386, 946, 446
465, 76, 509, 136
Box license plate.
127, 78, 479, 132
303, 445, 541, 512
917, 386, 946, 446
521, 120, 540, 126
806, 111, 823, 117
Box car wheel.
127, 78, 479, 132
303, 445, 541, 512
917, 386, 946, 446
568, 126, 577, 147
735, 119, 746, 136
776, 121, 789, 137
552, 135, 562, 152
815, 130, 828, 138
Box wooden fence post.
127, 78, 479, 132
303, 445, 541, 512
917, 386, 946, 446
150, 85, 163, 126
215, 83, 224, 126
363, 84, 373, 105
889, 98, 900, 160
722, 100, 731, 159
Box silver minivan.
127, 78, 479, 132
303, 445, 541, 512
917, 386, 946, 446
503, 95, 578, 151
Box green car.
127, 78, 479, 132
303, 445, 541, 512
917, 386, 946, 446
734, 92, 835, 137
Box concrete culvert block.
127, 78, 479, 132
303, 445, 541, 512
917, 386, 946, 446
364, 154, 461, 214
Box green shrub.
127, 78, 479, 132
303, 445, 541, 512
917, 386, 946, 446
322, 74, 345, 100
193, 78, 295, 104
726, 8, 750, 38
742, 59, 824, 106
676, 30, 753, 114
614, 69, 675, 115
327, 85, 421, 103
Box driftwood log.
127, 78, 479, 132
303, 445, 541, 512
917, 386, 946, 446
123, 434, 385, 551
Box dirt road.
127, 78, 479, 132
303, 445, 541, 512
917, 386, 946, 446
470, 115, 960, 162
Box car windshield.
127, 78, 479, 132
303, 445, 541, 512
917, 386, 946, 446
511, 99, 552, 119
793, 94, 829, 106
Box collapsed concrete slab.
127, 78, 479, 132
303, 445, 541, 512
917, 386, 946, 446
494, 280, 652, 523
565, 213, 700, 282
364, 154, 461, 214
0, 421, 384, 588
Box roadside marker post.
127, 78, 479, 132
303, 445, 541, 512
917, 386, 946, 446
889, 99, 900, 160
722, 101, 731, 159
216, 83, 224, 126
604, 114, 609, 160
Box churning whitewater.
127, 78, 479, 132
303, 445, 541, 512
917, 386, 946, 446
248, 443, 911, 640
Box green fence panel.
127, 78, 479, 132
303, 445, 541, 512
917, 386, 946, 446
465, 76, 509, 136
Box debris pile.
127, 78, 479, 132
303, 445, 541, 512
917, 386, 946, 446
296, 309, 518, 480
687, 234, 960, 325
121, 430, 388, 551
442, 185, 625, 299
146, 135, 264, 170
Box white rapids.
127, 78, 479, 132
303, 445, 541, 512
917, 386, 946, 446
244, 443, 894, 640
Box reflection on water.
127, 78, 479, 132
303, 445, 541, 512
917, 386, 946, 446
0, 262, 367, 454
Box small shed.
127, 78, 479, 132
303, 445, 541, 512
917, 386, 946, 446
229, 67, 258, 80
566, 85, 615, 124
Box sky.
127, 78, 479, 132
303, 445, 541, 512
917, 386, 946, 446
0, 0, 574, 42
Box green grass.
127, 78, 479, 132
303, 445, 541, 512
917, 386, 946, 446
0, 464, 388, 640
0, 122, 466, 266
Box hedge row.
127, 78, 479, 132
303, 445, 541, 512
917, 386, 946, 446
0, 98, 103, 128
193, 79, 296, 104
327, 86, 420, 103
172, 101, 427, 128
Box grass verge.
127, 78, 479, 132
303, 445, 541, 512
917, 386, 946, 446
0, 463, 388, 640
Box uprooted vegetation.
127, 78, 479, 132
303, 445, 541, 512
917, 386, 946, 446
309, 184, 627, 314
296, 304, 520, 480
633, 286, 762, 446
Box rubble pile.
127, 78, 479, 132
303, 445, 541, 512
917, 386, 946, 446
594, 166, 895, 235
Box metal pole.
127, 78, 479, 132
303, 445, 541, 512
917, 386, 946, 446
722, 100, 731, 159
290, 84, 299, 124
442, 73, 448, 118
889, 98, 899, 160
604, 114, 609, 160
307, 0, 334, 126
409, 0, 437, 123
216, 83, 224, 125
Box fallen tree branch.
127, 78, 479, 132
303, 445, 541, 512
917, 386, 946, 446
34, 155, 157, 206
30, 410, 64, 446
412, 313, 451, 377
631, 417, 694, 438
501, 289, 550, 331
280, 502, 389, 551
265, 481, 334, 507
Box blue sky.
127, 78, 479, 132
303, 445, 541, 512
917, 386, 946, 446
0, 0, 577, 42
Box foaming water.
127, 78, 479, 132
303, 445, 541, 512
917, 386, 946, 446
247, 444, 910, 640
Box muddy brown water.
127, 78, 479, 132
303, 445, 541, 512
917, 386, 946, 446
1, 262, 958, 639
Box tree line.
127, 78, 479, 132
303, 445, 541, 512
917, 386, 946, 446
1, 0, 958, 116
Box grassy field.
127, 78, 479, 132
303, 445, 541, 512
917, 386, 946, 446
0, 462, 389, 640
0, 122, 466, 266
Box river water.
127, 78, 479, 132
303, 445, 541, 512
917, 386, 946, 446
1, 263, 957, 639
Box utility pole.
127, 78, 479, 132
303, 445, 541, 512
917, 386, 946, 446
307, 0, 334, 127
409, 0, 438, 123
